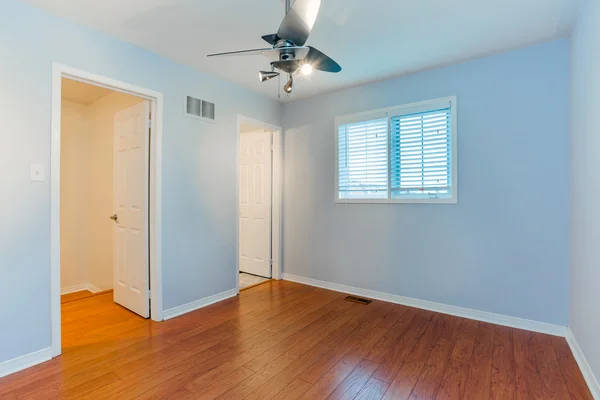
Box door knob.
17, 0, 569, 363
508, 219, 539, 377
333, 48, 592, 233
110, 214, 118, 222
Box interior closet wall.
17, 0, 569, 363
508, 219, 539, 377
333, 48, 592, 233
60, 100, 89, 292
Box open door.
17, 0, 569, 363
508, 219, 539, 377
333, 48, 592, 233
240, 130, 273, 278
112, 101, 150, 318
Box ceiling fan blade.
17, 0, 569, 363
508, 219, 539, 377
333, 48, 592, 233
207, 48, 273, 57
277, 0, 321, 46
261, 33, 281, 45
305, 46, 342, 72
208, 47, 309, 62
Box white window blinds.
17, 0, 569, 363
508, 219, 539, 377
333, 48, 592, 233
335, 96, 456, 203
390, 107, 452, 199
337, 118, 388, 199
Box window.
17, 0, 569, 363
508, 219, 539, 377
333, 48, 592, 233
335, 97, 457, 203
337, 117, 388, 199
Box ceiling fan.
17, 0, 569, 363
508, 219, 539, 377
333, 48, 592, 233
207, 0, 341, 95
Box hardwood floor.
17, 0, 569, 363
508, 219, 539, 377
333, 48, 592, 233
0, 281, 592, 399
61, 290, 114, 304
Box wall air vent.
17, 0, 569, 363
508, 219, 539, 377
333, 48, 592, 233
185, 95, 215, 122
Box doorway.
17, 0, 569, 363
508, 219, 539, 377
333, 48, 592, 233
51, 64, 164, 358
60, 77, 150, 313
237, 116, 283, 291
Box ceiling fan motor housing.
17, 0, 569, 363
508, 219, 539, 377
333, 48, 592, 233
276, 39, 298, 62
280, 52, 294, 61
272, 42, 302, 74
271, 60, 301, 74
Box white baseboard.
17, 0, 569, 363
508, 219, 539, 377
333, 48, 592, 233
60, 283, 106, 295
0, 347, 52, 379
87, 284, 102, 293
566, 329, 600, 399
282, 273, 567, 337
60, 284, 88, 295
162, 289, 238, 320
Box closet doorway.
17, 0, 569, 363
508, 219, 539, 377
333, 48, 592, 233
237, 116, 282, 291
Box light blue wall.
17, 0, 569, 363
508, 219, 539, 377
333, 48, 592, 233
0, 0, 574, 368
282, 39, 570, 326
0, 0, 281, 363
570, 0, 600, 384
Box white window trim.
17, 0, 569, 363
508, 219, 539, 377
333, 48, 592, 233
334, 96, 458, 204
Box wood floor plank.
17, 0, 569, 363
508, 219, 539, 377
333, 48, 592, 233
552, 337, 594, 400
187, 366, 255, 399
0, 281, 594, 400
372, 310, 435, 384
270, 378, 312, 400
61, 290, 96, 303
299, 302, 396, 385
551, 336, 595, 400
326, 358, 379, 400
78, 348, 219, 400
381, 313, 444, 399
354, 377, 390, 400
364, 305, 411, 363
513, 329, 544, 400
462, 321, 494, 400
77, 285, 329, 399
298, 354, 359, 400
490, 325, 516, 400
434, 319, 478, 400
241, 302, 390, 400
163, 387, 198, 400
12, 367, 119, 400
216, 302, 368, 400
88, 298, 328, 399
207, 290, 329, 355
179, 292, 347, 396
115, 293, 347, 399
294, 305, 404, 400
408, 315, 463, 399
0, 286, 304, 397
242, 302, 355, 372
532, 333, 569, 400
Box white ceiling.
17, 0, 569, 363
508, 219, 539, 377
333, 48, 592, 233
23, 0, 579, 101
61, 78, 112, 105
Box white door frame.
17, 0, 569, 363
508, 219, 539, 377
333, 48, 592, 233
236, 115, 283, 293
50, 63, 164, 357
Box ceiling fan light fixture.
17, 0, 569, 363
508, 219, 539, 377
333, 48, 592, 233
208, 0, 342, 96
259, 70, 280, 82
301, 63, 313, 75
284, 76, 294, 93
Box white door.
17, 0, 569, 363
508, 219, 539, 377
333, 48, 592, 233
240, 130, 273, 278
113, 101, 150, 318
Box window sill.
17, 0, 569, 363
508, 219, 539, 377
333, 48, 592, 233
335, 197, 458, 204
